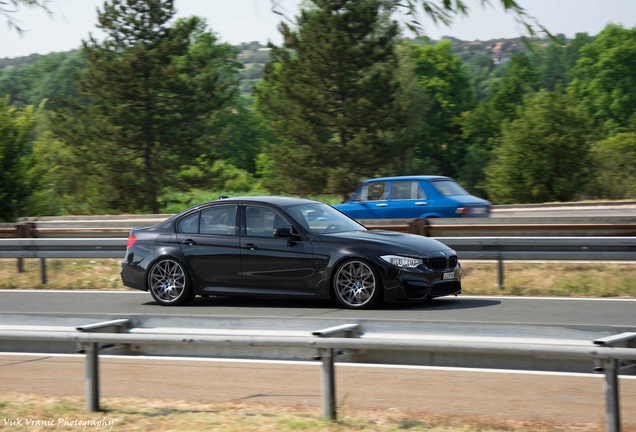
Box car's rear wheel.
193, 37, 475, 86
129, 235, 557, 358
333, 259, 381, 309
148, 258, 194, 306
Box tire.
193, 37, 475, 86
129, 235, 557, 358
333, 259, 382, 309
148, 258, 194, 306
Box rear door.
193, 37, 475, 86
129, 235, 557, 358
383, 180, 428, 218
176, 205, 242, 289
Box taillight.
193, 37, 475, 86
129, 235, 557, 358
455, 207, 468, 215
127, 235, 137, 249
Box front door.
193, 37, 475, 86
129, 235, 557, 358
240, 205, 315, 295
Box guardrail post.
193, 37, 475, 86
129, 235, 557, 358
15, 224, 25, 273
40, 258, 47, 285
15, 223, 35, 273
77, 319, 132, 413
408, 218, 429, 236
85, 342, 100, 412
601, 359, 620, 432
312, 324, 361, 421
497, 258, 504, 288
319, 347, 336, 420
594, 332, 636, 432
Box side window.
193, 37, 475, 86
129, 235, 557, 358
391, 181, 413, 200
350, 185, 365, 202
245, 206, 290, 238
200, 206, 237, 235
390, 181, 427, 200
416, 182, 426, 200
366, 182, 387, 201
178, 212, 199, 234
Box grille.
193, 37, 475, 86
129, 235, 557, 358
427, 257, 447, 270
403, 284, 426, 299
430, 281, 460, 297
449, 256, 458, 268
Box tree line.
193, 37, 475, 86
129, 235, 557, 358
1, 0, 636, 221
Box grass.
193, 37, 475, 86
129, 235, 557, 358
0, 392, 620, 432
460, 261, 636, 297
1, 259, 635, 298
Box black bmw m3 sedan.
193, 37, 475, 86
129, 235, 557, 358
120, 196, 461, 309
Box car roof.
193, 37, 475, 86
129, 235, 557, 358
362, 176, 452, 183
166, 196, 323, 222
199, 196, 320, 207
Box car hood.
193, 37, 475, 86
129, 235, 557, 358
447, 195, 491, 206
319, 230, 454, 258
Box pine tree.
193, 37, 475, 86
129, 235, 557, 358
53, 0, 239, 213
255, 0, 401, 198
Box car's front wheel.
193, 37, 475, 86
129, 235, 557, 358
333, 259, 382, 309
148, 258, 194, 306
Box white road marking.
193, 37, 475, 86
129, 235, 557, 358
0, 289, 144, 294
464, 295, 636, 301
0, 290, 633, 301
1, 352, 634, 379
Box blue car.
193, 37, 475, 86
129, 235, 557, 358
333, 176, 491, 219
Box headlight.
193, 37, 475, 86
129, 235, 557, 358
380, 255, 423, 268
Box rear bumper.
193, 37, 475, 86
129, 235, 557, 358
120, 250, 150, 291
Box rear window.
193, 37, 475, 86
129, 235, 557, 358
432, 181, 469, 196
178, 212, 199, 233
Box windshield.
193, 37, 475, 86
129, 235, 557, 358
285, 203, 367, 234
432, 180, 469, 197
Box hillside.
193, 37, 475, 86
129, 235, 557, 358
0, 34, 558, 98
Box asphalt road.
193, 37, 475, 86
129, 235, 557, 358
1, 290, 635, 328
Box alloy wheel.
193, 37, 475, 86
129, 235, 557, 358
334, 260, 377, 307
149, 259, 187, 303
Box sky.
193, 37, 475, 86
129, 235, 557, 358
2, 0, 636, 59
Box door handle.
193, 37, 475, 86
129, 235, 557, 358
179, 239, 197, 245
242, 243, 258, 251
415, 202, 427, 206
376, 203, 388, 207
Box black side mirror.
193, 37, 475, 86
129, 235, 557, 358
274, 226, 300, 239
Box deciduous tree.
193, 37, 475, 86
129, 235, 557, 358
570, 24, 636, 136
0, 96, 40, 221
484, 90, 592, 204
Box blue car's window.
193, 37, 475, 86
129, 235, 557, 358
350, 185, 364, 202
246, 206, 291, 238
200, 206, 237, 235
391, 181, 426, 200
367, 182, 387, 201
350, 182, 386, 202
178, 211, 199, 234
285, 203, 366, 234
432, 180, 470, 196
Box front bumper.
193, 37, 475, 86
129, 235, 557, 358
376, 259, 462, 302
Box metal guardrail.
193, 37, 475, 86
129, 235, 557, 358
1, 237, 635, 286
0, 321, 634, 430
4, 216, 636, 239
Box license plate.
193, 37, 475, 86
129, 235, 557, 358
472, 207, 487, 214
443, 271, 455, 280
